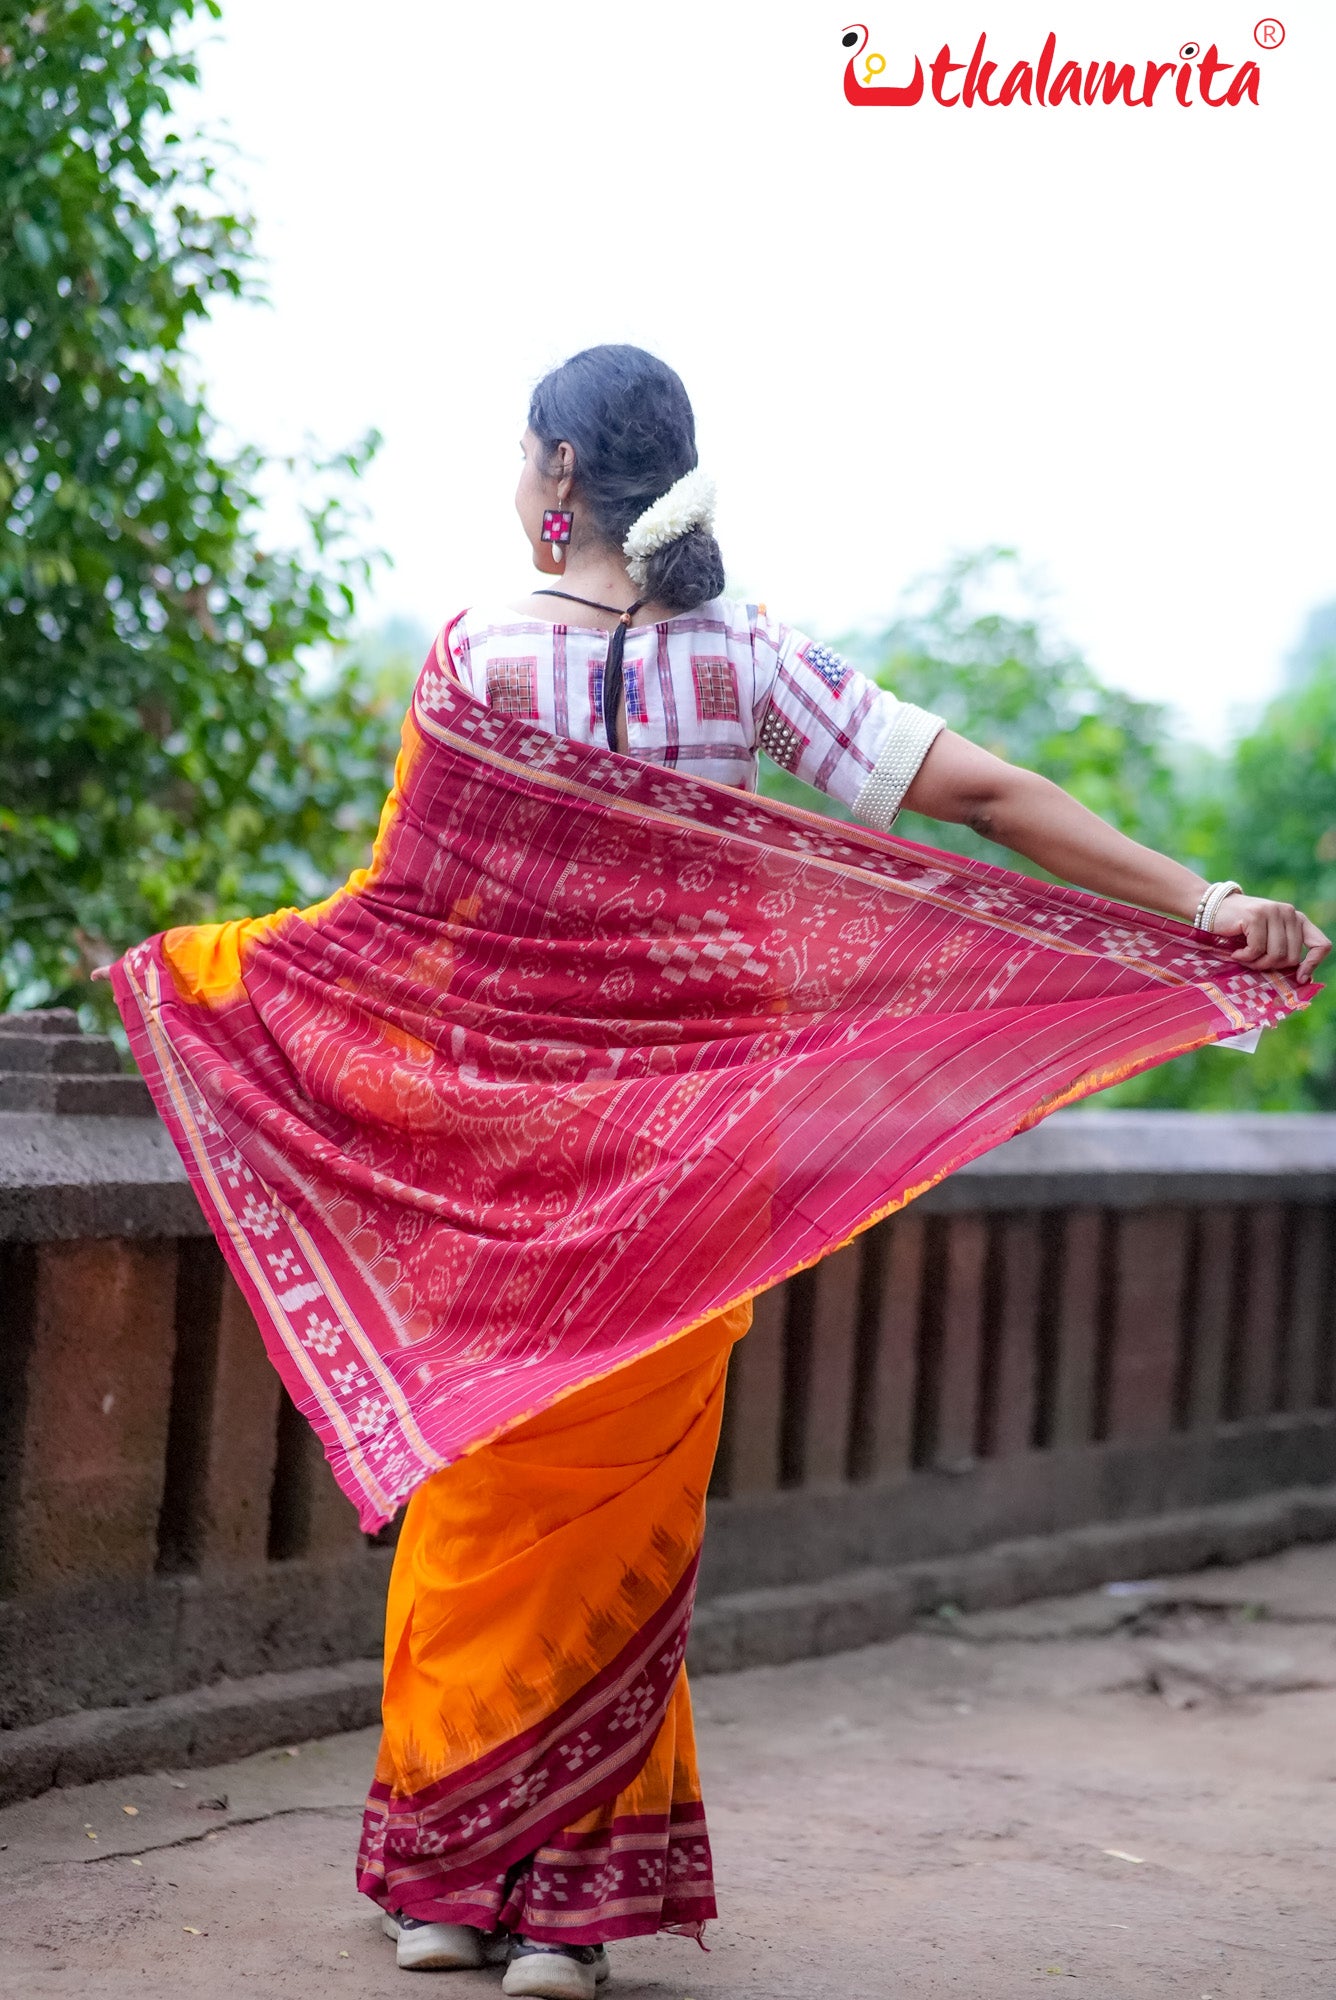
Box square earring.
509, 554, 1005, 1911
541, 508, 573, 547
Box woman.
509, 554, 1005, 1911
110, 345, 1326, 2000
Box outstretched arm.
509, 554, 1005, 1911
901, 730, 1331, 986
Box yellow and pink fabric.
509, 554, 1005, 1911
358, 1305, 744, 1941
113, 622, 1308, 1941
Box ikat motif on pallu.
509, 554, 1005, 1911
113, 634, 1312, 1528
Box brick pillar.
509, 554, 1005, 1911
1, 1238, 178, 1593
158, 1241, 282, 1571
796, 1242, 863, 1487
981, 1212, 1045, 1459
848, 1211, 924, 1483
268, 1391, 366, 1558
1101, 1209, 1191, 1441
924, 1213, 988, 1469
712, 1282, 787, 1496
1048, 1208, 1106, 1447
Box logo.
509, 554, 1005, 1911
840, 22, 1275, 107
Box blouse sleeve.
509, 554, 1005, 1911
750, 609, 946, 830
440, 610, 478, 694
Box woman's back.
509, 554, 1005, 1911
444, 595, 945, 827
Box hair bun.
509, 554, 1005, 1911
623, 470, 717, 586
642, 525, 726, 614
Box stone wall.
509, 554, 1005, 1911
2, 1011, 1334, 1798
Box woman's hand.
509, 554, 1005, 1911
90, 966, 111, 983
1212, 894, 1330, 985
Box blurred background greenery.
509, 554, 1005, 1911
3, 2, 1333, 1108
761, 555, 1336, 1112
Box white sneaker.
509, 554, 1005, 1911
382, 1912, 509, 1971
501, 1940, 610, 1999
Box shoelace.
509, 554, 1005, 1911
511, 1939, 602, 1965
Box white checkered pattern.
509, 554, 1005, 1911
443, 598, 944, 818
485, 658, 539, 719
691, 655, 740, 722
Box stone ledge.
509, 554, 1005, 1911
0, 1658, 383, 1806
0, 1012, 80, 1038
700, 1412, 1336, 1597
0, 1073, 155, 1115
690, 1481, 1336, 1672
0, 1032, 120, 1076
0, 1553, 396, 1732
5, 1484, 1334, 1806
917, 1109, 1336, 1211
3, 1106, 1335, 1241
0, 1011, 153, 1119
0, 1114, 211, 1240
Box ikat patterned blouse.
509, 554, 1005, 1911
444, 597, 946, 830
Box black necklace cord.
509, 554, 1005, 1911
531, 588, 633, 617
531, 589, 649, 750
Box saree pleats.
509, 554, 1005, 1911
356, 1300, 748, 1942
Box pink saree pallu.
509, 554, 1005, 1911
113, 625, 1309, 1534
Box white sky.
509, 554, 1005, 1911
190, 1, 1336, 743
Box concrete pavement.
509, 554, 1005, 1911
3, 1541, 1336, 1998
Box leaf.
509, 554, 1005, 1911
0, 0, 382, 1018
14, 215, 50, 265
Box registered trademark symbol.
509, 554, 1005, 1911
1254, 16, 1285, 47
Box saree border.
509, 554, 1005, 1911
358, 1555, 700, 1891
369, 1800, 716, 1945
115, 951, 444, 1519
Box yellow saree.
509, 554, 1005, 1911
357, 1302, 750, 1942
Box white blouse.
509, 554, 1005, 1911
437, 596, 945, 829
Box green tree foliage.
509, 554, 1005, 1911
760, 550, 1186, 868
758, 551, 1332, 1108
1112, 652, 1336, 1110
0, 0, 384, 1015
1, 5, 1328, 1106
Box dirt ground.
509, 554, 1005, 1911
3, 1541, 1336, 2000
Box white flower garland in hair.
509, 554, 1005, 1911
622, 469, 716, 587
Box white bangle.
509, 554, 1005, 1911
1193, 880, 1243, 932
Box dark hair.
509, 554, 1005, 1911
527, 344, 725, 613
